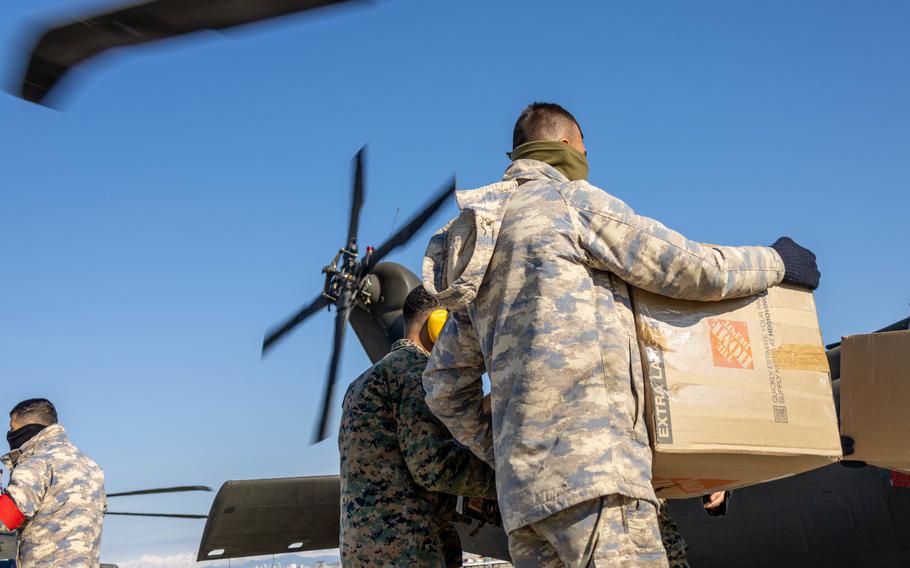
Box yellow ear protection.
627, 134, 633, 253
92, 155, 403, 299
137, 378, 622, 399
427, 309, 449, 344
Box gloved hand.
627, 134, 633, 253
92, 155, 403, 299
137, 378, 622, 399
770, 237, 821, 290
839, 435, 866, 468
841, 435, 855, 456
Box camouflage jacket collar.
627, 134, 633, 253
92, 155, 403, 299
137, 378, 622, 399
423, 177, 519, 311
1, 423, 66, 468
391, 338, 429, 358
423, 160, 570, 311
502, 158, 570, 185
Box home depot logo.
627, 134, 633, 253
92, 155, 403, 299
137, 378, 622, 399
708, 318, 755, 369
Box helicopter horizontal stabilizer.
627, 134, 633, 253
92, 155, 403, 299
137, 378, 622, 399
195, 476, 510, 562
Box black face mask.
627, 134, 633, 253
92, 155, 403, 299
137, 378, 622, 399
7, 424, 47, 451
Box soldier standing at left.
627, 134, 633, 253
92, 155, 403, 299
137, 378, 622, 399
0, 398, 106, 567
338, 286, 497, 568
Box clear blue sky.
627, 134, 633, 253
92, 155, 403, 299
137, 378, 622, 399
1, 0, 908, 564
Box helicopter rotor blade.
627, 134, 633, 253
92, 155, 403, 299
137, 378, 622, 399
347, 146, 366, 249
15, 0, 365, 106
367, 176, 456, 270
107, 485, 212, 498
312, 290, 352, 443
262, 294, 331, 355
105, 511, 208, 519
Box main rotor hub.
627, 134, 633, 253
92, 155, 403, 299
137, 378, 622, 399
321, 246, 374, 307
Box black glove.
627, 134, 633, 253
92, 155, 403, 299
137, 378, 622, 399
839, 435, 867, 468
841, 435, 855, 456
770, 237, 821, 290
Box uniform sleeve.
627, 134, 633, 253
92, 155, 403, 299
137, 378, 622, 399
563, 183, 785, 301
422, 310, 495, 466
4, 456, 51, 521
397, 365, 497, 499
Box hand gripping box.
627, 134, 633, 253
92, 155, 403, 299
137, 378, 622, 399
631, 285, 842, 499
839, 330, 910, 473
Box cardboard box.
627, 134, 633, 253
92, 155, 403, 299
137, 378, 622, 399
632, 285, 842, 499
839, 330, 910, 473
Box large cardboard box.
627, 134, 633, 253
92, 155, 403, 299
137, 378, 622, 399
839, 330, 910, 473
632, 285, 842, 499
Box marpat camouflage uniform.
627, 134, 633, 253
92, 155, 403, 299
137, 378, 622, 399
658, 500, 689, 568
422, 159, 784, 559
339, 339, 497, 567
1, 424, 105, 568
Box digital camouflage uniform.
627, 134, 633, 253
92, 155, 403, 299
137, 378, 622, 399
508, 494, 667, 567
422, 159, 784, 565
510, 497, 691, 567
1, 424, 106, 568
338, 339, 497, 568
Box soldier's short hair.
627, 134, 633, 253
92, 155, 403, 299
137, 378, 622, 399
10, 398, 58, 426
512, 102, 584, 149
403, 286, 440, 328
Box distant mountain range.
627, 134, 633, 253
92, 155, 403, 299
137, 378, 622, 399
116, 551, 340, 568
116, 550, 507, 568
239, 556, 340, 568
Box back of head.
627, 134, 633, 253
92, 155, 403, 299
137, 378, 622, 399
512, 102, 583, 149
10, 398, 58, 426
403, 286, 440, 329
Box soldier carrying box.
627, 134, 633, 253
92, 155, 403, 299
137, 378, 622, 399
421, 102, 820, 568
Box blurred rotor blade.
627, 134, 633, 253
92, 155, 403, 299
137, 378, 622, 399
367, 176, 456, 270
263, 294, 331, 355
106, 511, 208, 519
346, 146, 366, 249
107, 485, 212, 498
312, 290, 352, 443
16, 0, 365, 105
876, 316, 910, 333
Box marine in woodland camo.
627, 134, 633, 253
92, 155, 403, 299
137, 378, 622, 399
1, 424, 105, 568
658, 500, 690, 568
422, 158, 785, 535
338, 339, 497, 567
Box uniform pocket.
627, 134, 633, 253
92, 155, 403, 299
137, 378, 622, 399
624, 498, 664, 556
591, 496, 667, 566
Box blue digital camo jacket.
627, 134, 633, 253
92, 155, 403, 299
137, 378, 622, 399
422, 159, 784, 533
1, 424, 105, 567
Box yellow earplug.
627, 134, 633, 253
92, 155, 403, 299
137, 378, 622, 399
427, 309, 449, 344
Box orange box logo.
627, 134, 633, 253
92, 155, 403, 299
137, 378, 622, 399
708, 318, 755, 369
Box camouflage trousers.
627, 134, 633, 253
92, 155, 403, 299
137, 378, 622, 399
340, 518, 461, 568
507, 494, 669, 568
658, 499, 690, 568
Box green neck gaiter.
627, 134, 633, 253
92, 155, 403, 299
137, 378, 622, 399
508, 140, 589, 181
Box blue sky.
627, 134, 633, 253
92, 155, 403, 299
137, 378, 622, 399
1, 0, 908, 563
